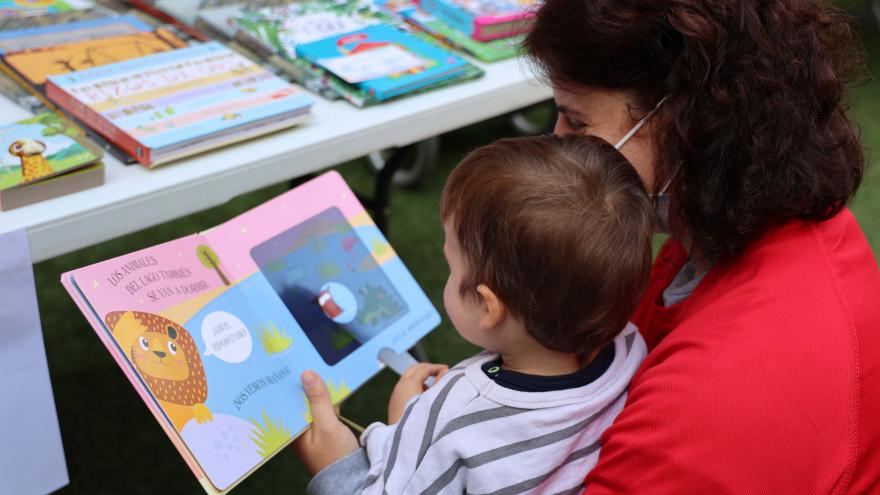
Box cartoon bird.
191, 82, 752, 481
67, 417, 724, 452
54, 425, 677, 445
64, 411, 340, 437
104, 311, 213, 431
8, 139, 53, 183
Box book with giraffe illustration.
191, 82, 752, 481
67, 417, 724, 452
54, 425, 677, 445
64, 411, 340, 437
0, 111, 103, 210
61, 171, 441, 494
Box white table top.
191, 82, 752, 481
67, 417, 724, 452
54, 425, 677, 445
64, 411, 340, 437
0, 57, 551, 263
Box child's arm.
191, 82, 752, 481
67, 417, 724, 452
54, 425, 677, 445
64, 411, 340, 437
295, 365, 476, 494
293, 365, 451, 494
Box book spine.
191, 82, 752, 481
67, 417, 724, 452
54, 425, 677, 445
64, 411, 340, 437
46, 80, 153, 166
472, 12, 533, 41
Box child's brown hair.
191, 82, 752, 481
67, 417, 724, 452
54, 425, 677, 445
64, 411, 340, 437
440, 135, 654, 356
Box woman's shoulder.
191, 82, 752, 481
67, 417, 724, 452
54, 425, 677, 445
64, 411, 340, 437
690, 208, 880, 335
612, 209, 880, 493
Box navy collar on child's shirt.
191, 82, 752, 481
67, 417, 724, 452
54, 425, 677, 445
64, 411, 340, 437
480, 343, 616, 393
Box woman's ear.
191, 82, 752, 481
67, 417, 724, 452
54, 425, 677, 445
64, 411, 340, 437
476, 284, 506, 330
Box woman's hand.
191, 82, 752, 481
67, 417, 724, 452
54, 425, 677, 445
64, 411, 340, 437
388, 363, 448, 424
291, 371, 360, 475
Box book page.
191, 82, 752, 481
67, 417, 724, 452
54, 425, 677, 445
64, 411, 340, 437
65, 233, 304, 492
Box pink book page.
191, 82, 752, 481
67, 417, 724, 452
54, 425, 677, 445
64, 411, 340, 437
65, 235, 232, 321
61, 236, 223, 488
60, 234, 235, 492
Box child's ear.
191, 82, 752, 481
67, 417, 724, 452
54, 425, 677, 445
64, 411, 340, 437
476, 284, 506, 330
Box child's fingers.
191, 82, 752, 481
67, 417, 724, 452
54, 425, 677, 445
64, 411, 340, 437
404, 363, 448, 382
301, 371, 337, 429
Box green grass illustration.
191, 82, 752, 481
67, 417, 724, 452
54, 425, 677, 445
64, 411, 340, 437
249, 410, 292, 459
258, 322, 293, 354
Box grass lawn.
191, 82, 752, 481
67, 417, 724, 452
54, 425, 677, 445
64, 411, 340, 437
34, 12, 879, 495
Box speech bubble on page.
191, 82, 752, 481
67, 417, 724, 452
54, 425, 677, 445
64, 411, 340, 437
201, 311, 252, 363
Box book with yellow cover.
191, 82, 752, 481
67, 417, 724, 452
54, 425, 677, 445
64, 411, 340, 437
3, 29, 187, 85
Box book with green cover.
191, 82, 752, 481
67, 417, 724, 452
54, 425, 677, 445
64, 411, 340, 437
0, 112, 102, 190
234, 0, 482, 106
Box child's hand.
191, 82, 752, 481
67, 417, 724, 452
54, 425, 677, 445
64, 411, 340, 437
291, 371, 360, 475
388, 363, 448, 424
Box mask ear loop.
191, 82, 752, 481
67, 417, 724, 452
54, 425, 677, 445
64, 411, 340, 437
654, 166, 681, 197
614, 95, 670, 150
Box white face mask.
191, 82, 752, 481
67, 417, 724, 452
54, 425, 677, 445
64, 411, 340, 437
613, 95, 676, 233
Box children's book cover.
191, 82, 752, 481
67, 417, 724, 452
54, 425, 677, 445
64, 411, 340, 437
375, 0, 521, 61
61, 171, 441, 493
297, 23, 470, 101
0, 14, 152, 55
0, 0, 92, 18
420, 0, 537, 41
4, 29, 187, 85
45, 41, 314, 166
233, 0, 482, 106
233, 0, 393, 104
235, 0, 394, 60
0, 111, 102, 190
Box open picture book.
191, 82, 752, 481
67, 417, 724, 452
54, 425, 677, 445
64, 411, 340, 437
61, 171, 441, 493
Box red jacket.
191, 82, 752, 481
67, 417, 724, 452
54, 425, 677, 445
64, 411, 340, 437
583, 209, 880, 494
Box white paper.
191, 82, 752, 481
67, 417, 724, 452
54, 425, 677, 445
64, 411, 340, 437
0, 230, 69, 495
317, 45, 427, 84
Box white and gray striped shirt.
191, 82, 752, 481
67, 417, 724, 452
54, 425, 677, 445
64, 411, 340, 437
308, 323, 646, 495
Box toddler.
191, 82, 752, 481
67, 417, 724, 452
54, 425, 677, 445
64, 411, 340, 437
294, 135, 655, 495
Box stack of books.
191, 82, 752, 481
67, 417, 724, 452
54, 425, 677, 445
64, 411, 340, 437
230, 0, 482, 106
0, 112, 104, 210
375, 0, 538, 62
0, 10, 314, 169
46, 41, 314, 168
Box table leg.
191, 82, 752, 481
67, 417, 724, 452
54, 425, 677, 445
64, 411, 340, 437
371, 144, 415, 234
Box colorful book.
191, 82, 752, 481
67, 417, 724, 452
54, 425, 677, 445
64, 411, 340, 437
375, 0, 521, 61
0, 14, 152, 55
45, 41, 314, 168
61, 171, 441, 493
296, 23, 470, 101
0, 0, 92, 18
4, 29, 187, 85
419, 0, 538, 41
195, 1, 295, 39
234, 0, 482, 106
0, 112, 102, 189
0, 3, 110, 31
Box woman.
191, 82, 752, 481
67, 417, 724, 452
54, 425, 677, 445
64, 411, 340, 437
522, 0, 880, 493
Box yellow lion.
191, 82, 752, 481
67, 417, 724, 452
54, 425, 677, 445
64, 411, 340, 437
105, 311, 213, 431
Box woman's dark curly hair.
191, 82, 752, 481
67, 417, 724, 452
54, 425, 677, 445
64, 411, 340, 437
524, 0, 866, 262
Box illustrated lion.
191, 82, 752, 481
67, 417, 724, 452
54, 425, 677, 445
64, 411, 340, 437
104, 311, 212, 431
